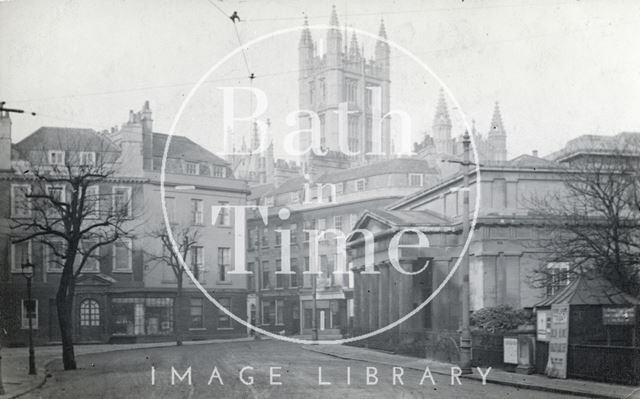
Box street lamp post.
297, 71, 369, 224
442, 131, 474, 373
21, 259, 36, 376
459, 131, 473, 374
0, 341, 5, 395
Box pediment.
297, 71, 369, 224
76, 273, 116, 286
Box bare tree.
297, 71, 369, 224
145, 224, 200, 346
11, 134, 134, 370
528, 151, 640, 297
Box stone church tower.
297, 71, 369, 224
298, 6, 391, 174
416, 92, 508, 163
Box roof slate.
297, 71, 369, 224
536, 275, 640, 307
15, 127, 119, 155
151, 132, 228, 166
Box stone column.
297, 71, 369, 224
388, 266, 400, 324
361, 273, 370, 331
378, 264, 389, 328
353, 271, 361, 331
368, 271, 379, 331
398, 262, 413, 334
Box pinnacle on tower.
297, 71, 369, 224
349, 31, 360, 59
433, 89, 451, 127
299, 15, 312, 46
489, 101, 505, 136
378, 18, 387, 39
326, 5, 343, 61
432, 89, 453, 154
330, 4, 339, 26
375, 18, 390, 70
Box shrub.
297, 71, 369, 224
470, 305, 534, 333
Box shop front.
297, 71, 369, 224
109, 295, 174, 342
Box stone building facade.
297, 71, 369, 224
246, 157, 440, 338
0, 102, 250, 346
348, 154, 568, 346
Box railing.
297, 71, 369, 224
568, 344, 640, 385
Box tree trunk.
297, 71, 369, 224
56, 278, 76, 370
175, 275, 183, 346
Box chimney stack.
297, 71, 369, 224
532, 150, 538, 157
0, 111, 12, 170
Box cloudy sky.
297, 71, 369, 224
1, 0, 640, 160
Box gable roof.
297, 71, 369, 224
355, 208, 451, 230
151, 132, 228, 166
504, 154, 556, 168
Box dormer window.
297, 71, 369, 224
185, 162, 199, 175
79, 152, 95, 166
48, 151, 65, 166
409, 173, 424, 187
212, 166, 225, 178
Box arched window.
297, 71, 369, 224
80, 299, 100, 326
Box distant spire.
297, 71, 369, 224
378, 18, 387, 39
489, 101, 505, 136
433, 89, 451, 126
251, 121, 259, 150
349, 31, 360, 59
241, 136, 247, 152
299, 15, 312, 45
329, 4, 339, 26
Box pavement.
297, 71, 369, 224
302, 344, 640, 399
0, 337, 253, 399
1, 337, 638, 398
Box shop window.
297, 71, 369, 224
111, 297, 173, 336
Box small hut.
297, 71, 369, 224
534, 275, 639, 384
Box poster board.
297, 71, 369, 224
545, 304, 570, 379
537, 309, 551, 341
602, 307, 635, 325
503, 337, 518, 364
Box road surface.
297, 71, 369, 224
24, 340, 578, 399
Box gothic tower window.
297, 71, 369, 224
345, 78, 358, 102
320, 78, 326, 101
348, 115, 359, 153
308, 81, 315, 104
